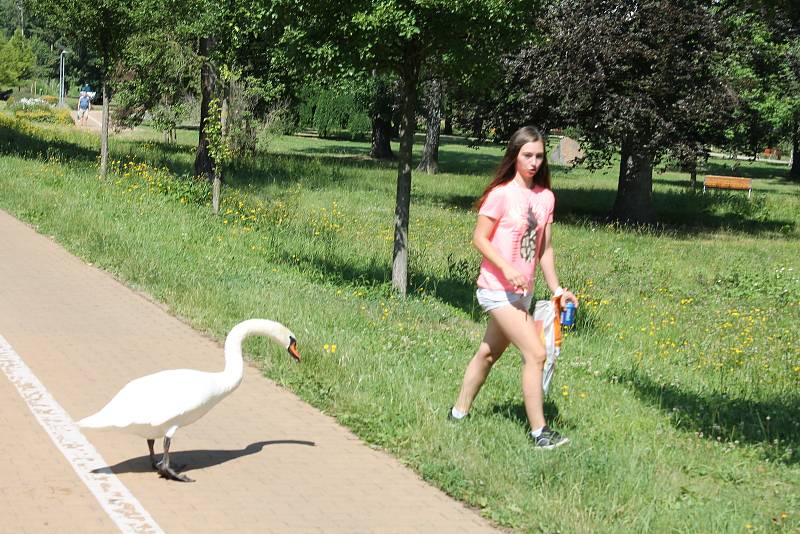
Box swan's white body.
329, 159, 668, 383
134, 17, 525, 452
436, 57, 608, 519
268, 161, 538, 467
78, 319, 298, 440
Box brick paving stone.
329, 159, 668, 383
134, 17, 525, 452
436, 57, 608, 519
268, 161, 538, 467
0, 209, 499, 533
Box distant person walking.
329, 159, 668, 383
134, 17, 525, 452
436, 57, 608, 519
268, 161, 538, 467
449, 125, 578, 450
77, 91, 91, 126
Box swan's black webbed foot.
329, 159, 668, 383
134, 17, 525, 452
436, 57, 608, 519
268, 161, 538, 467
156, 435, 194, 482
156, 460, 194, 482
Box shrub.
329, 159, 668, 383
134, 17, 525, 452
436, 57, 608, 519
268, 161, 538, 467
14, 107, 74, 125
9, 98, 50, 112
150, 102, 189, 144
255, 100, 294, 152
42, 95, 58, 105
346, 111, 371, 141
312, 88, 371, 140
224, 76, 269, 157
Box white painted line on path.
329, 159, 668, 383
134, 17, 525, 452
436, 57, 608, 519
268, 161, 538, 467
0, 334, 164, 534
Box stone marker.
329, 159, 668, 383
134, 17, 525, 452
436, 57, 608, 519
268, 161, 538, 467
550, 136, 585, 166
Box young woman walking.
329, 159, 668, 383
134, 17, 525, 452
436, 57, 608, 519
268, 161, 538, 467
450, 126, 577, 449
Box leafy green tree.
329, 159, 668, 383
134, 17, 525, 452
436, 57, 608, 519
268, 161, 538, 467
0, 35, 14, 86
722, 1, 800, 180
182, 0, 312, 184
113, 29, 199, 141
32, 0, 134, 178
335, 0, 532, 295
502, 0, 737, 224
4, 0, 68, 94
0, 28, 36, 87
1, 0, 23, 37
722, 11, 791, 153
787, 39, 800, 180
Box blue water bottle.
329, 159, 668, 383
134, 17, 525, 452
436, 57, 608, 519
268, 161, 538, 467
560, 301, 577, 327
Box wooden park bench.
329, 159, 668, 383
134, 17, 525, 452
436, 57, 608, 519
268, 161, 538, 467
703, 175, 752, 198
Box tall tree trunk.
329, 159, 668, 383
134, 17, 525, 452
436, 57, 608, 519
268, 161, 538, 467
212, 168, 222, 214
100, 81, 110, 179
417, 79, 442, 174
195, 36, 217, 181
443, 114, 453, 136
211, 86, 229, 215
370, 74, 394, 160
220, 81, 230, 138
610, 135, 655, 223
471, 116, 484, 139
371, 115, 394, 159
689, 154, 697, 190
392, 70, 419, 297
791, 118, 800, 182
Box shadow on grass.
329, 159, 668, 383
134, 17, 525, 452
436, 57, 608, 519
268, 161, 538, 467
270, 147, 397, 172
553, 188, 797, 238
277, 250, 482, 320
424, 185, 795, 238
618, 371, 799, 464
0, 122, 98, 163
487, 398, 563, 430
285, 135, 504, 176
94, 439, 315, 474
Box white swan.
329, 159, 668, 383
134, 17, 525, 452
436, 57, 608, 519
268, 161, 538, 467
78, 319, 300, 482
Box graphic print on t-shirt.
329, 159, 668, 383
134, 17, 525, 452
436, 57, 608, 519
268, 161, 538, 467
476, 182, 554, 293
519, 207, 538, 262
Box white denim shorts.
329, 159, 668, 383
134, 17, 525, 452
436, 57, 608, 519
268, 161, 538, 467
476, 288, 533, 313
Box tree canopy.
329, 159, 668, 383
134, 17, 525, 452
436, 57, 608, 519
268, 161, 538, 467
0, 29, 36, 86
499, 0, 737, 223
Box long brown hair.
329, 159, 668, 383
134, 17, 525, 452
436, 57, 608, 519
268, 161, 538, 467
475, 126, 551, 210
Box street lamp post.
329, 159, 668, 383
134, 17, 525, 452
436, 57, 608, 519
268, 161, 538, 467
58, 50, 68, 107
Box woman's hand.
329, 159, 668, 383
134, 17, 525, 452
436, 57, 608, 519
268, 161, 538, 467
501, 265, 528, 293
559, 290, 578, 308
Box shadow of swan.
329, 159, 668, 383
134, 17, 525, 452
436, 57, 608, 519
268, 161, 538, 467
93, 440, 316, 474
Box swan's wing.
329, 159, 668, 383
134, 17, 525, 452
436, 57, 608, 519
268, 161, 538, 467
79, 369, 218, 429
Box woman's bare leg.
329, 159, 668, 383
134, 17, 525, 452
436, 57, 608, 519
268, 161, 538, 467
453, 317, 510, 414
486, 305, 547, 430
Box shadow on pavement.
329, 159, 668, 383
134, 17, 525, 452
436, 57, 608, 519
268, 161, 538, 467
94, 439, 316, 474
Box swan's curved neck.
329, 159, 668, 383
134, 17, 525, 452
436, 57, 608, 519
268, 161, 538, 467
221, 319, 284, 391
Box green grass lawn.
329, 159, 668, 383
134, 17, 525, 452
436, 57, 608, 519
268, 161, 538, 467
1, 116, 798, 532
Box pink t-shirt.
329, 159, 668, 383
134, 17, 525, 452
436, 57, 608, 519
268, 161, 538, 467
476, 181, 555, 293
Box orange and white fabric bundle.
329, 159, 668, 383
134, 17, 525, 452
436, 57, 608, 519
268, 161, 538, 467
532, 297, 564, 395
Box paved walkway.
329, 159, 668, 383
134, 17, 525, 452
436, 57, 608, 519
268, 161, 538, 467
0, 208, 497, 533
72, 109, 103, 130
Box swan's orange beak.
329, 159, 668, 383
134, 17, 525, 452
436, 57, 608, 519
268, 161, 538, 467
288, 339, 300, 362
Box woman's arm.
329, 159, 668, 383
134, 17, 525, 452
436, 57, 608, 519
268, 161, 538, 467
538, 224, 578, 306
473, 215, 527, 291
